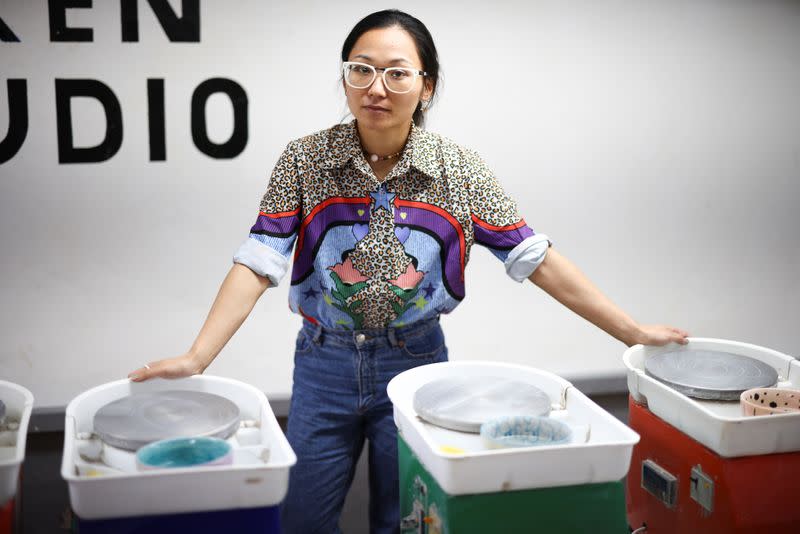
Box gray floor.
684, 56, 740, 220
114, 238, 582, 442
20, 393, 629, 534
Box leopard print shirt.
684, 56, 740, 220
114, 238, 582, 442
235, 120, 547, 330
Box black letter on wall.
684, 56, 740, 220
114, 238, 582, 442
55, 79, 123, 164
49, 0, 93, 42
0, 16, 20, 42
121, 0, 200, 42
148, 79, 166, 161
0, 80, 28, 164
191, 78, 248, 159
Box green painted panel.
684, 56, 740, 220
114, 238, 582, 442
399, 436, 628, 534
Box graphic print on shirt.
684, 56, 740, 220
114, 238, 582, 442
326, 183, 427, 329
238, 120, 547, 330
393, 197, 467, 304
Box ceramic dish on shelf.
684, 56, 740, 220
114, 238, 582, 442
740, 387, 800, 416
136, 436, 233, 470
480, 415, 572, 449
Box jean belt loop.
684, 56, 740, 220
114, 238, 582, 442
387, 326, 399, 348
312, 323, 324, 345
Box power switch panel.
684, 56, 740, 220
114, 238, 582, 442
641, 459, 678, 508
690, 465, 714, 513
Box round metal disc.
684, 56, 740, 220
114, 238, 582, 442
413, 376, 552, 433
94, 390, 240, 451
645, 350, 778, 400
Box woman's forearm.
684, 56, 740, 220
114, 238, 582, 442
528, 247, 644, 346
188, 263, 271, 371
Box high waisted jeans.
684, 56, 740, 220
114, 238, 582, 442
280, 316, 448, 534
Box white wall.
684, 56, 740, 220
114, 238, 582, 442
1, 0, 798, 408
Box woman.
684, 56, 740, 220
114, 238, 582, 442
129, 9, 688, 533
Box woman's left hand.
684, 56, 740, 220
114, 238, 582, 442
633, 325, 690, 347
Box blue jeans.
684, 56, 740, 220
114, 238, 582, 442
280, 316, 448, 534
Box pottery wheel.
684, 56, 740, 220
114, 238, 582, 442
413, 376, 552, 433
645, 350, 778, 400
93, 390, 240, 451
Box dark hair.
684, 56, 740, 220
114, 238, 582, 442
341, 9, 440, 128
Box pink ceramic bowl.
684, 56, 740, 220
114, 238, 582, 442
740, 387, 800, 416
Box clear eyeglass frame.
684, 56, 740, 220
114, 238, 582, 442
342, 61, 428, 94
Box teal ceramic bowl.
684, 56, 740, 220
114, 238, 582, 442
480, 415, 572, 449
135, 436, 233, 470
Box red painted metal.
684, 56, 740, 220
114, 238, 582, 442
626, 396, 800, 533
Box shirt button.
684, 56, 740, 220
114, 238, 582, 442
356, 333, 366, 344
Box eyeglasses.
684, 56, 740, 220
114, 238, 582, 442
342, 61, 427, 94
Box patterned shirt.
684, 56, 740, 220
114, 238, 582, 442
233, 120, 550, 330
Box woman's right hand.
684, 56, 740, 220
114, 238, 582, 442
127, 353, 205, 382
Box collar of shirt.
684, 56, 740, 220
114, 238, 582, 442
320, 119, 442, 181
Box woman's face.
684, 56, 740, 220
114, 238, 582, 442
345, 26, 433, 132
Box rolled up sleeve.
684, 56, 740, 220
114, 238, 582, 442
466, 148, 551, 283
233, 141, 302, 286
504, 233, 552, 282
